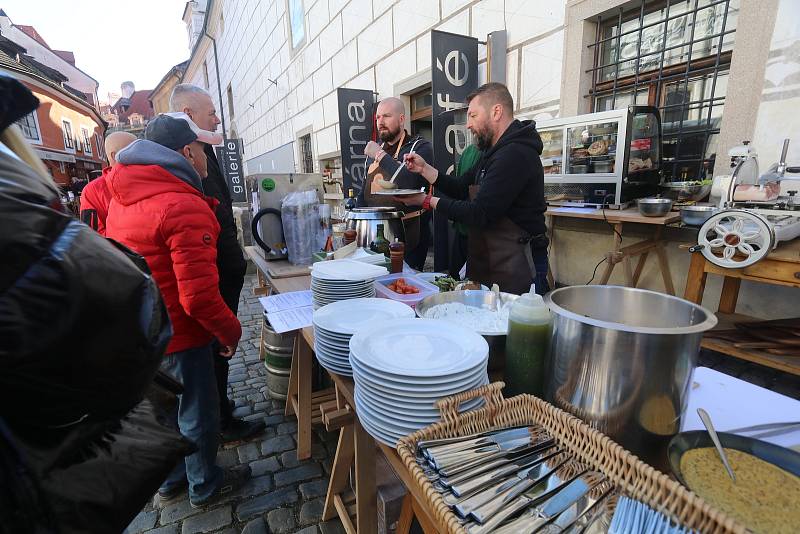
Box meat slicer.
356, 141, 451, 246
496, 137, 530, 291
694, 139, 800, 268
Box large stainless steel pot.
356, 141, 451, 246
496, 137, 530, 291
344, 207, 405, 248
543, 285, 717, 468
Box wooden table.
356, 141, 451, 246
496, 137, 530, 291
319, 369, 439, 534
683, 239, 800, 376
546, 207, 679, 294
245, 246, 436, 532
245, 246, 330, 460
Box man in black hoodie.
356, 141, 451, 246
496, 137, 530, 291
400, 83, 549, 295
170, 84, 265, 442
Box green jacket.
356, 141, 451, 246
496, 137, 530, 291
453, 144, 482, 236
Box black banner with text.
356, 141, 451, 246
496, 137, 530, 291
336, 88, 375, 196
431, 30, 479, 271
214, 138, 247, 202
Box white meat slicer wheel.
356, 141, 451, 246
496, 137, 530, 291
697, 209, 774, 269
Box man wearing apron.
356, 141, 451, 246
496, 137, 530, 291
357, 97, 434, 270
398, 83, 549, 295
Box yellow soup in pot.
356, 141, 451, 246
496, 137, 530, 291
680, 447, 800, 534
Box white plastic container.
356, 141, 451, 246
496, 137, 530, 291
374, 273, 438, 309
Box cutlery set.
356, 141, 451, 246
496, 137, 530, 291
415, 425, 692, 533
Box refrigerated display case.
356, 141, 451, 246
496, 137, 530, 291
538, 106, 662, 207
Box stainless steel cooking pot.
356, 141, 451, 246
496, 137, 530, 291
344, 207, 405, 248
543, 285, 717, 468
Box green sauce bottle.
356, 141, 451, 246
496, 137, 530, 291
504, 285, 552, 397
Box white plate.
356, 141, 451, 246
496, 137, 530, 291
357, 411, 401, 446
355, 396, 419, 436
349, 355, 486, 386
311, 259, 388, 281
313, 298, 415, 335
314, 336, 350, 349
316, 358, 352, 376
311, 281, 374, 289
356, 389, 441, 428
371, 188, 425, 196
314, 330, 352, 343
356, 380, 485, 408
356, 384, 484, 417
349, 319, 488, 377
353, 367, 489, 398
314, 345, 350, 360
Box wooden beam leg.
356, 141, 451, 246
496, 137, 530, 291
323, 424, 355, 521
598, 223, 624, 285
284, 338, 299, 417
412, 498, 439, 534
623, 256, 635, 287
632, 251, 650, 286
354, 419, 377, 534
719, 276, 742, 314
683, 252, 708, 303
296, 334, 313, 460
655, 242, 676, 295
396, 494, 415, 534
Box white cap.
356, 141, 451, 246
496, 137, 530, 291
162, 112, 223, 146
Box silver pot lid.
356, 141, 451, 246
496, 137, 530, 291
345, 208, 404, 219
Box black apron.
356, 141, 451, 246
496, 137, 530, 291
466, 170, 535, 295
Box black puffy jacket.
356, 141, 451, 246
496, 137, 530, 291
203, 144, 247, 306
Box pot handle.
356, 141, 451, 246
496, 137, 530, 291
435, 381, 506, 431
251, 208, 284, 253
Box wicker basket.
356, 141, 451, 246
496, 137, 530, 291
396, 382, 746, 534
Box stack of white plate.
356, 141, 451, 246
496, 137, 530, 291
349, 318, 489, 446
312, 298, 414, 376
310, 259, 388, 309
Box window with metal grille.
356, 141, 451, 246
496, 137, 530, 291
299, 133, 313, 172
16, 112, 41, 142
589, 0, 739, 182
62, 119, 74, 150
81, 127, 92, 155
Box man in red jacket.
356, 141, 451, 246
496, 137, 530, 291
105, 113, 250, 507
79, 131, 136, 235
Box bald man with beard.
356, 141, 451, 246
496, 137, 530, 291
359, 97, 434, 269
80, 131, 137, 235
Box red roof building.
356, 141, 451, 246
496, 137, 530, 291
1, 36, 105, 186
111, 89, 155, 125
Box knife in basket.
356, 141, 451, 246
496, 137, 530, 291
444, 445, 560, 500
453, 454, 568, 518
438, 439, 557, 490
434, 434, 554, 477
468, 473, 603, 534
468, 461, 585, 524
424, 427, 548, 467
420, 426, 543, 459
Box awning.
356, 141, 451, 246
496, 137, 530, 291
34, 148, 76, 163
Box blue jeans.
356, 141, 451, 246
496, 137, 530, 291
158, 344, 223, 502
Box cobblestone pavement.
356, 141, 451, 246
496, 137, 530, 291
125, 274, 344, 534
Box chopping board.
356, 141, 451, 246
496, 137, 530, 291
266, 260, 311, 279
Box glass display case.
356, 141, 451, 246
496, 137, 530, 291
538, 106, 662, 207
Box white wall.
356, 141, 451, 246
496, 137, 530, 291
184, 0, 567, 172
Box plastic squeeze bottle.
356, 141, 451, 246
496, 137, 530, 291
504, 285, 552, 397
